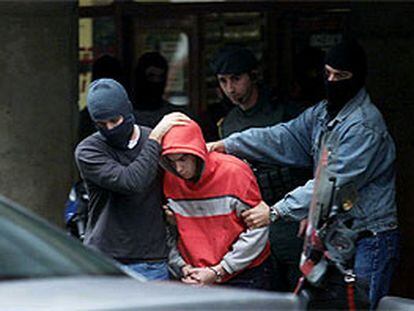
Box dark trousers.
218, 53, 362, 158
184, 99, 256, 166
269, 220, 303, 292
223, 259, 271, 290
303, 266, 370, 310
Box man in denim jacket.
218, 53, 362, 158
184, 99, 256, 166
208, 39, 399, 309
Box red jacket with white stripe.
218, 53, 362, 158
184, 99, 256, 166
161, 120, 270, 281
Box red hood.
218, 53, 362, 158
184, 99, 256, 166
161, 120, 208, 175
162, 120, 207, 160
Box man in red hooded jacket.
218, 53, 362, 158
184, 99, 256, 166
160, 120, 270, 289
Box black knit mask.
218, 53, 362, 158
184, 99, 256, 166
87, 79, 136, 149
99, 114, 135, 149
325, 78, 361, 113
324, 39, 367, 118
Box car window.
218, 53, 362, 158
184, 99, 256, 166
0, 197, 124, 280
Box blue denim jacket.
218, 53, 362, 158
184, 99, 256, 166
224, 88, 398, 233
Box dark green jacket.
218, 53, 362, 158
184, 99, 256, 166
220, 85, 311, 205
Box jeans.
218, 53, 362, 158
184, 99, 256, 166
354, 229, 400, 309
125, 260, 169, 281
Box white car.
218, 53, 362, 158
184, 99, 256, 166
0, 195, 302, 310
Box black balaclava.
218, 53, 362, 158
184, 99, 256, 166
293, 46, 325, 104
92, 54, 123, 84
324, 38, 367, 118
210, 45, 258, 75
134, 52, 168, 110
87, 79, 135, 149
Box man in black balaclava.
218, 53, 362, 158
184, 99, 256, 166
134, 52, 168, 110
133, 52, 192, 128
208, 39, 399, 309
75, 78, 190, 280
324, 38, 367, 119
92, 54, 123, 84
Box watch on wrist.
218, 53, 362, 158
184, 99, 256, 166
269, 206, 280, 223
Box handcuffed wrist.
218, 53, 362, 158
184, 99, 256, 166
207, 266, 222, 282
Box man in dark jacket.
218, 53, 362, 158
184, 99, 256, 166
210, 45, 312, 292
75, 78, 189, 280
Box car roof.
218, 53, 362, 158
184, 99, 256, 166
0, 276, 302, 310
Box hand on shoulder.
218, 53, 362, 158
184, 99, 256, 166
206, 140, 226, 153
149, 112, 191, 143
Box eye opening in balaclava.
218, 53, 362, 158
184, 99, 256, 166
134, 52, 169, 110
324, 38, 367, 118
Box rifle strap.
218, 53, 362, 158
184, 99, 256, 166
293, 276, 305, 295
347, 282, 356, 311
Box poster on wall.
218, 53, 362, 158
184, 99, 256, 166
78, 17, 117, 110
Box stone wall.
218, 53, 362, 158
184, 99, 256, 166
0, 1, 78, 226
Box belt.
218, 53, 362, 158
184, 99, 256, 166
357, 227, 398, 240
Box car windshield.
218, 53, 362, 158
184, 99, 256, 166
0, 196, 124, 281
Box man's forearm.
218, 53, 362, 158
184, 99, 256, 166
272, 178, 314, 221
76, 139, 161, 194
224, 118, 313, 168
